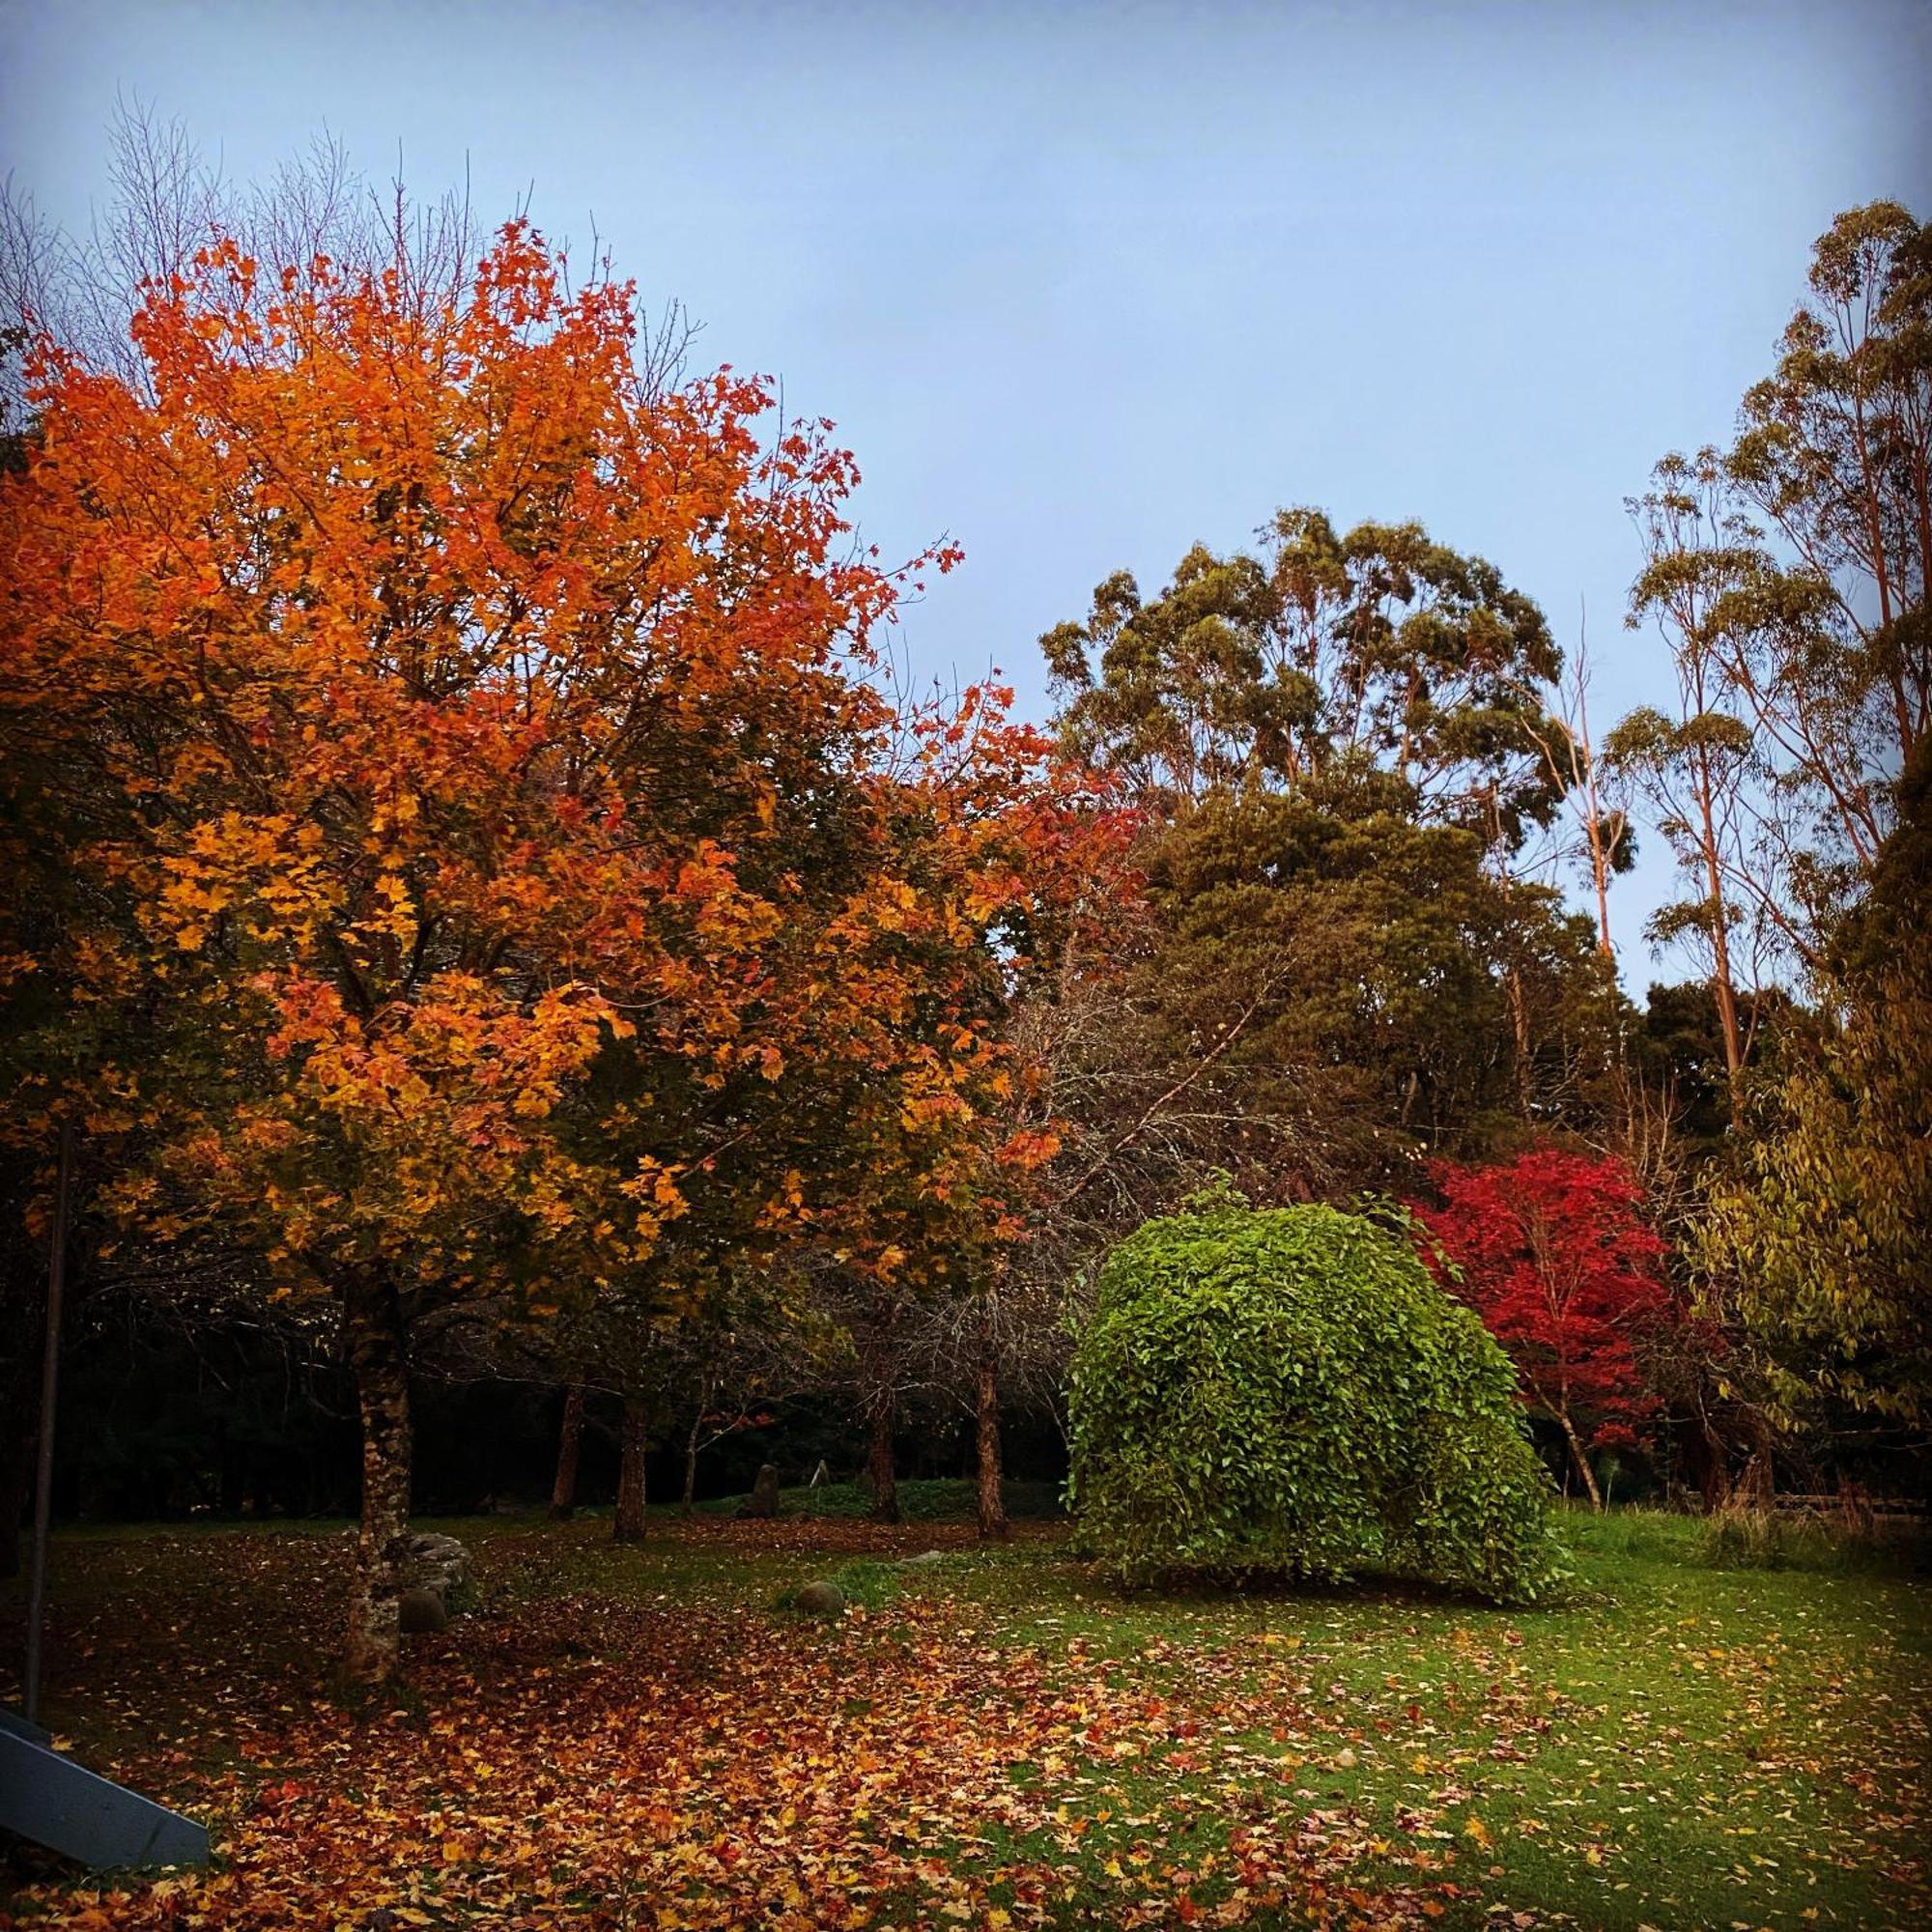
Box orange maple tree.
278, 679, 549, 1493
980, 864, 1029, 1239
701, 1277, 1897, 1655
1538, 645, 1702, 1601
0, 221, 1074, 1679
783, 670, 1127, 1522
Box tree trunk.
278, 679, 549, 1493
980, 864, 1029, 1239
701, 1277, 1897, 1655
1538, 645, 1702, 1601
1708, 927, 1746, 1122
1505, 964, 1534, 1121
681, 1406, 702, 1513
612, 1392, 648, 1543
1554, 1406, 1604, 1512
1686, 1414, 1731, 1514
344, 1275, 412, 1687
867, 1392, 899, 1524
974, 1304, 1009, 1542
1588, 823, 1615, 956
862, 1299, 901, 1524
1695, 758, 1747, 1121
1733, 1406, 1776, 1505
549, 1384, 585, 1520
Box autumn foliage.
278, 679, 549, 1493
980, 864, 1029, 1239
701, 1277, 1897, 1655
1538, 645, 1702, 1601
0, 221, 1098, 1676
1414, 1151, 1669, 1508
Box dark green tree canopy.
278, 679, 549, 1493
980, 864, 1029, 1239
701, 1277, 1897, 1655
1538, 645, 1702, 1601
1036, 508, 1617, 1204
1043, 510, 1565, 848
1132, 786, 1618, 1188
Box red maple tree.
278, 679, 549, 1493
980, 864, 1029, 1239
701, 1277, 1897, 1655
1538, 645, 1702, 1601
1415, 1150, 1669, 1509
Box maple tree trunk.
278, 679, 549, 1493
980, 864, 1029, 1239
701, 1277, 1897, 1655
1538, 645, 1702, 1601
975, 1319, 1008, 1542
549, 1384, 585, 1520
867, 1393, 900, 1523
344, 1275, 412, 1687
1554, 1406, 1604, 1513
613, 1392, 648, 1543
862, 1299, 901, 1524
681, 1407, 702, 1513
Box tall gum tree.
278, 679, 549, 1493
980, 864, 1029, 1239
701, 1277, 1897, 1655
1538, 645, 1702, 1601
1039, 514, 1621, 1192
1614, 461, 1767, 1115
1614, 204, 1928, 1108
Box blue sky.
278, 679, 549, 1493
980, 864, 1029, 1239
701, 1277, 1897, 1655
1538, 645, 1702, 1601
5, 0, 1928, 982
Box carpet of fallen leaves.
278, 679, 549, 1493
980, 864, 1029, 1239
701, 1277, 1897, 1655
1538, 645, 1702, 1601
2, 1512, 1926, 1930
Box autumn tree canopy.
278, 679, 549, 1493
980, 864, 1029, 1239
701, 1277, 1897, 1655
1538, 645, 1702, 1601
1416, 1151, 1670, 1510
0, 219, 1088, 1677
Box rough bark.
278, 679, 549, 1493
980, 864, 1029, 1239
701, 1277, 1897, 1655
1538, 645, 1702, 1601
549, 1383, 585, 1521
974, 1315, 1009, 1542
612, 1392, 648, 1543
344, 1273, 412, 1686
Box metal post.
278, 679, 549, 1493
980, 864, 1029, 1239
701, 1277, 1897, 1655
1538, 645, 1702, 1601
23, 1118, 73, 1727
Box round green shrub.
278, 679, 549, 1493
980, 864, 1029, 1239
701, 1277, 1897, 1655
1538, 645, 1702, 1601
1066, 1195, 1566, 1603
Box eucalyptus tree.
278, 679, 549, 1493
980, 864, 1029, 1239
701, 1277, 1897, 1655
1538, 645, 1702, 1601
1700, 737, 1932, 1433
1044, 510, 1565, 840
1615, 202, 1929, 1100
1040, 511, 1618, 1202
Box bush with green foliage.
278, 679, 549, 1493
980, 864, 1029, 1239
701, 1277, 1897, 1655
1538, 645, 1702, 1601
1066, 1194, 1566, 1602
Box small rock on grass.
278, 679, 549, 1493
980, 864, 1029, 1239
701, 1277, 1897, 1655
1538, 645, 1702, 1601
401, 1531, 472, 1597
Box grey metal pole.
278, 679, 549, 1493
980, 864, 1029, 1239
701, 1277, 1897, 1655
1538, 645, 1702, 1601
23, 1118, 73, 1727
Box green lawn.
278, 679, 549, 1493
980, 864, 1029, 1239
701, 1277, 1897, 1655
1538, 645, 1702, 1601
3, 1501, 1925, 1929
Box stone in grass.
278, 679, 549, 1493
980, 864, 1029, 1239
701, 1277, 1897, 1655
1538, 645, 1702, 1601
738, 1463, 782, 1519
794, 1579, 846, 1617
398, 1586, 448, 1634
401, 1531, 472, 1597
